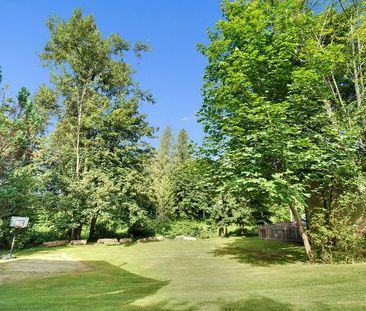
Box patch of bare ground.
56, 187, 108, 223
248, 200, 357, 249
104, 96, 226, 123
0, 253, 91, 284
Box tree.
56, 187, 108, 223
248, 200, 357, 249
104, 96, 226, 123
0, 83, 45, 246
38, 9, 154, 240
198, 0, 366, 262
149, 126, 175, 220
170, 129, 212, 219
298, 0, 366, 261
175, 129, 191, 164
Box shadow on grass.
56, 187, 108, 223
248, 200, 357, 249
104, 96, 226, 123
0, 259, 170, 311
216, 296, 353, 311
218, 297, 295, 311
210, 237, 306, 266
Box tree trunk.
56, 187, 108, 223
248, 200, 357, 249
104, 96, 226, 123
218, 227, 224, 237
71, 225, 82, 240
239, 223, 244, 236
76, 225, 82, 240
289, 204, 315, 264
88, 215, 98, 242
76, 100, 83, 179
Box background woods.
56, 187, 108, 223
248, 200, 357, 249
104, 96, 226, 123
0, 1, 366, 263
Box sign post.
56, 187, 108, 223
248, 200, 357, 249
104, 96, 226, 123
2, 216, 29, 260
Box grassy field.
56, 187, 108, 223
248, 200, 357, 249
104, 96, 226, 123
0, 237, 366, 311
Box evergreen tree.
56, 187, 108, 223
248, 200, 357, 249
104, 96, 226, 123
171, 129, 211, 219
150, 126, 175, 220
175, 129, 191, 164
173, 159, 212, 220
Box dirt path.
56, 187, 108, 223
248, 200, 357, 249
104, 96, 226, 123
0, 253, 91, 284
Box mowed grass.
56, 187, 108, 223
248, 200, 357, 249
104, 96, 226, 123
0, 237, 366, 311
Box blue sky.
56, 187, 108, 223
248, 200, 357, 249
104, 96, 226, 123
0, 0, 223, 147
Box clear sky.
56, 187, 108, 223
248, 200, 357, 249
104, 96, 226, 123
0, 0, 223, 147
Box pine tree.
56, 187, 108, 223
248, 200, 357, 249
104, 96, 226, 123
175, 129, 191, 164
150, 126, 175, 219
171, 129, 212, 219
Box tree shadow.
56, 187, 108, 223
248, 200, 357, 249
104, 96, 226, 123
210, 237, 306, 266
215, 296, 351, 311
0, 259, 171, 310
217, 297, 295, 311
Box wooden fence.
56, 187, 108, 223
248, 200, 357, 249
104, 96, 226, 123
258, 221, 303, 243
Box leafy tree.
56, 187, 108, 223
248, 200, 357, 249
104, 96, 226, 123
298, 0, 366, 261
37, 9, 154, 240
0, 84, 44, 246
198, 0, 366, 262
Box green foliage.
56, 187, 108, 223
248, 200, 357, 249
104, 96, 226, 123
149, 126, 176, 220
127, 219, 214, 240
172, 159, 212, 219
149, 127, 214, 222
35, 9, 155, 240
0, 83, 46, 246
309, 177, 366, 263
198, 0, 366, 261
165, 220, 211, 239
2, 2, 366, 266
211, 191, 252, 229
310, 207, 363, 263
152, 219, 212, 239
175, 129, 191, 164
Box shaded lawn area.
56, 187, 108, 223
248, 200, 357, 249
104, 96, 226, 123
0, 237, 366, 310
0, 260, 168, 311
210, 237, 307, 266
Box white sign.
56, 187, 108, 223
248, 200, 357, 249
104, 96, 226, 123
10, 216, 29, 228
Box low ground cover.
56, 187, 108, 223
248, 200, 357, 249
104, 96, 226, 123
0, 237, 365, 310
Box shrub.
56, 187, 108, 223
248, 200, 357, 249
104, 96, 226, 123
162, 220, 212, 239
309, 204, 365, 263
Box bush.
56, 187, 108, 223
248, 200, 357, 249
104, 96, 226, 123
128, 220, 156, 238
162, 220, 212, 239
6, 223, 63, 249
229, 224, 258, 237
309, 205, 365, 263
127, 219, 214, 239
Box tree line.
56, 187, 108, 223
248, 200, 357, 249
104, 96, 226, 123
0, 10, 217, 249
1, 1, 366, 263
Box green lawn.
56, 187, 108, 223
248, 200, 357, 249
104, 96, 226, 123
0, 237, 366, 310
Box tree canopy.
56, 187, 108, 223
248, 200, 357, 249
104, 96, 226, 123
0, 2, 365, 263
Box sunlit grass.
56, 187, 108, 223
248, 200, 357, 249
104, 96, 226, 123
1, 237, 366, 310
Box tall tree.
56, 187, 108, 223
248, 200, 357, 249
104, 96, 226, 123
0, 84, 44, 246
171, 130, 210, 219
38, 9, 154, 240
198, 0, 365, 262
175, 129, 191, 164
150, 126, 175, 220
